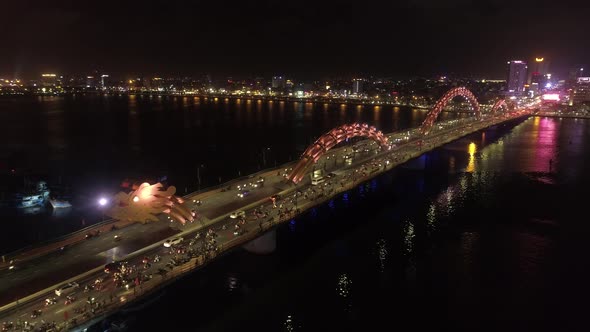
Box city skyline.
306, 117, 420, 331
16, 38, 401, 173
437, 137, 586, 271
1, 1, 590, 331
1, 0, 588, 79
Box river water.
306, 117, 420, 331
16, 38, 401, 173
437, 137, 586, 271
1, 96, 589, 331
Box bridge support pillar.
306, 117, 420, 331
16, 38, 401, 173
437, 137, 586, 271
242, 229, 276, 254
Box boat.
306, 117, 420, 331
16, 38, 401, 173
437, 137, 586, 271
49, 198, 72, 209
0, 180, 51, 209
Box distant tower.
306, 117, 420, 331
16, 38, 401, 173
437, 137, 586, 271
86, 76, 95, 88
506, 60, 527, 95
352, 78, 364, 95
101, 74, 109, 89
528, 57, 549, 86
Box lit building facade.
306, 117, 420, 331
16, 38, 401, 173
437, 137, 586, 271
40, 73, 58, 87
506, 60, 527, 95
352, 79, 364, 95
571, 77, 590, 105
271, 76, 285, 89
527, 57, 549, 85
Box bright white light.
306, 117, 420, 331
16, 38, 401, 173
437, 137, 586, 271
133, 196, 139, 203
542, 93, 560, 101
99, 198, 108, 206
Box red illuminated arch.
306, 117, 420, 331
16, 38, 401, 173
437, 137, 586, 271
287, 123, 390, 184
420, 87, 480, 135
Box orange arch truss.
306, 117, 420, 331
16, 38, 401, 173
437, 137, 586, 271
420, 87, 480, 135
287, 123, 390, 184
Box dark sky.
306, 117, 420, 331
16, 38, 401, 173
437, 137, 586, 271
1, 0, 588, 80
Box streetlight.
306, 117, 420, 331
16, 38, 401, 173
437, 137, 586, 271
98, 197, 108, 222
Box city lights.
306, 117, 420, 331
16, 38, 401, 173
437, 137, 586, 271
0, 1, 588, 331
542, 93, 560, 101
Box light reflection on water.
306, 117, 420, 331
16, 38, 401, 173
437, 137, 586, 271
426, 203, 437, 232
370, 179, 378, 192
466, 141, 477, 172
310, 207, 318, 219
328, 199, 335, 210
337, 273, 352, 298
358, 183, 366, 198
376, 239, 388, 272
227, 275, 239, 292
404, 220, 415, 254
342, 193, 349, 206
337, 273, 353, 316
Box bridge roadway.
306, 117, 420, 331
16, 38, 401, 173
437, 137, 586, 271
0, 110, 532, 331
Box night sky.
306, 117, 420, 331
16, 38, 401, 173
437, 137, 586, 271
1, 0, 588, 79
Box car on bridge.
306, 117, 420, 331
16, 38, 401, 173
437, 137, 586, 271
230, 210, 246, 219
55, 282, 80, 296
164, 237, 183, 248
237, 190, 250, 198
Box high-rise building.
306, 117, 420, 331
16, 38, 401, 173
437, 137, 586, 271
352, 78, 364, 95
527, 57, 549, 85
272, 76, 285, 89
571, 77, 590, 105
41, 73, 58, 87
506, 61, 527, 95
86, 76, 96, 88
254, 77, 265, 91
101, 74, 109, 89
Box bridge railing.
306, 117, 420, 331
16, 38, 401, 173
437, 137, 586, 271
0, 217, 120, 265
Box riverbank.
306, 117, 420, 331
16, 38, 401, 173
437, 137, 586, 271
536, 111, 590, 119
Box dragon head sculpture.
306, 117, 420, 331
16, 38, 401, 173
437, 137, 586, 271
105, 182, 195, 224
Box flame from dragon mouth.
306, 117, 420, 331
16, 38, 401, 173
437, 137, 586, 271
105, 182, 195, 224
